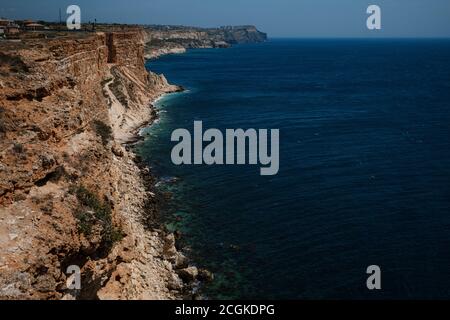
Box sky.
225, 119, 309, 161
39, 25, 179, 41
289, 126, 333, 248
1, 0, 450, 38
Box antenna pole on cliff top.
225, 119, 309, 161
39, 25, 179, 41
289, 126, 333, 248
58, 8, 61, 30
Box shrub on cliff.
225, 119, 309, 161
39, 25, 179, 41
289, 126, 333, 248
0, 53, 29, 75
0, 106, 5, 134
93, 120, 113, 146
73, 185, 111, 222
12, 143, 25, 153
0, 119, 5, 134
71, 185, 124, 248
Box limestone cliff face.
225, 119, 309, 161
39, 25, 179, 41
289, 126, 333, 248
144, 25, 267, 59
0, 31, 183, 299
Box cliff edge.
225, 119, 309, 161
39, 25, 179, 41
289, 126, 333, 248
144, 25, 267, 59
0, 31, 185, 299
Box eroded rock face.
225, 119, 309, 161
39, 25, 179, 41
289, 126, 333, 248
0, 30, 183, 300
144, 25, 267, 59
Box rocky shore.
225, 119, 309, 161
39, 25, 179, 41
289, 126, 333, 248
0, 24, 264, 300
0, 29, 201, 300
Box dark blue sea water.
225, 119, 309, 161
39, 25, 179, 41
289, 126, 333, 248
139, 39, 450, 299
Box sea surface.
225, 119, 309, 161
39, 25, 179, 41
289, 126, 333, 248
138, 39, 450, 299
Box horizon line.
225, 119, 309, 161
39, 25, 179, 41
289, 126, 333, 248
267, 36, 450, 40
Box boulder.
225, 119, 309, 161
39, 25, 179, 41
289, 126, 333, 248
111, 143, 124, 157
162, 233, 177, 259
173, 252, 188, 269
167, 274, 184, 291
177, 266, 198, 283
198, 269, 214, 282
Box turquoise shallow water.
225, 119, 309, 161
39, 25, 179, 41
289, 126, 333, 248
138, 39, 450, 299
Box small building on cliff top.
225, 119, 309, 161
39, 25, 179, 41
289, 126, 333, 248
25, 23, 45, 31
0, 19, 12, 27
0, 19, 22, 37
6, 25, 20, 35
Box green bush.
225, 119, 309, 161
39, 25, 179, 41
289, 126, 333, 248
103, 225, 125, 246
0, 53, 29, 75
71, 185, 124, 247
0, 107, 5, 134
73, 185, 111, 220
75, 209, 95, 235
12, 143, 25, 153
93, 120, 113, 146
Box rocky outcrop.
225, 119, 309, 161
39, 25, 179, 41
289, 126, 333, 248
0, 22, 263, 299
144, 25, 267, 59
0, 30, 184, 300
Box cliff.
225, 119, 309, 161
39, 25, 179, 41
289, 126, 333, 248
0, 31, 186, 299
0, 23, 266, 300
144, 25, 267, 59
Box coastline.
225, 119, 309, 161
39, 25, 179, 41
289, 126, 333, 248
98, 67, 197, 299
124, 90, 184, 145
108, 68, 213, 299
0, 25, 265, 299
0, 31, 199, 300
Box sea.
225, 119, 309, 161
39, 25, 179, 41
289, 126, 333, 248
138, 39, 450, 299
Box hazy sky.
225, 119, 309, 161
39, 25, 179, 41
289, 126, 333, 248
1, 0, 450, 37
